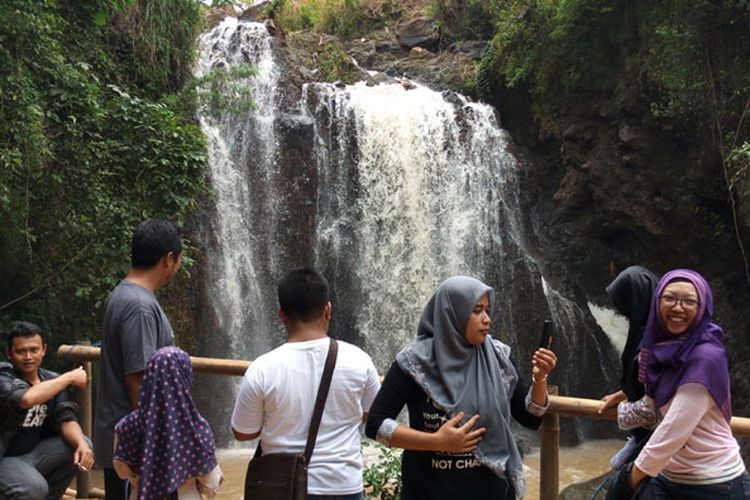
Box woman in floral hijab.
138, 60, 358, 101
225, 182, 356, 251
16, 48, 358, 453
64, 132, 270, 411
114, 347, 223, 499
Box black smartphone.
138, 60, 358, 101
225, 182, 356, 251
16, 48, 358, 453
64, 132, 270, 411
539, 319, 553, 349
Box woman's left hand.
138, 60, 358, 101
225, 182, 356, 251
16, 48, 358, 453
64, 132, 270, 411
532, 347, 557, 382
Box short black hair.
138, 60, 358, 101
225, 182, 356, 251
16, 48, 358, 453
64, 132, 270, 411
131, 219, 182, 268
278, 267, 330, 322
7, 321, 45, 350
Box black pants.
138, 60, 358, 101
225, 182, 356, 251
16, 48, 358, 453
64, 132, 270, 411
104, 468, 127, 500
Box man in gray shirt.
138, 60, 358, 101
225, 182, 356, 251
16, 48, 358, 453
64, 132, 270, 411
94, 219, 182, 500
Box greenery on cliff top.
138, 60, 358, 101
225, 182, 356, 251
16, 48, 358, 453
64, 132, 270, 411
477, 1, 750, 132
268, 0, 428, 38
0, 0, 209, 349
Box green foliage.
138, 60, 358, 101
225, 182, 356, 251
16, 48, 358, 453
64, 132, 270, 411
266, 0, 288, 19
275, 0, 404, 38
429, 0, 500, 42
0, 0, 209, 353
318, 41, 360, 84
177, 63, 258, 118
478, 0, 634, 109
362, 441, 402, 500
106, 0, 205, 97
730, 142, 750, 191
478, 0, 750, 132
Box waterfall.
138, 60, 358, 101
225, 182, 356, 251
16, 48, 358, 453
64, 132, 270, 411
306, 81, 524, 365
196, 17, 284, 357
195, 18, 617, 444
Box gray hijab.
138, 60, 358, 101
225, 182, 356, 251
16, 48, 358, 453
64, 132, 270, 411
396, 276, 525, 497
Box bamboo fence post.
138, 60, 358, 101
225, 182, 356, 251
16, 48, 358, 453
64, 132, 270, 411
540, 385, 560, 500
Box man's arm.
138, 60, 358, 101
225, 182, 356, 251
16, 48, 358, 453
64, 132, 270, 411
124, 372, 144, 409
19, 367, 87, 409
230, 370, 264, 442
232, 428, 260, 441
60, 420, 94, 471
120, 306, 162, 409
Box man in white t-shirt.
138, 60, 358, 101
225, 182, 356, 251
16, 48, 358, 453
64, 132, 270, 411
231, 267, 381, 500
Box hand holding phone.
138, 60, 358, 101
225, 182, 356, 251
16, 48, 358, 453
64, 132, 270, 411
539, 319, 553, 349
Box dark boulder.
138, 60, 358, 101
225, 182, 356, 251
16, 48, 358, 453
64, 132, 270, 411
395, 17, 439, 51
448, 40, 489, 60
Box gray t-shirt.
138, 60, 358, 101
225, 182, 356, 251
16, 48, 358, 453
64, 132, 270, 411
93, 280, 174, 467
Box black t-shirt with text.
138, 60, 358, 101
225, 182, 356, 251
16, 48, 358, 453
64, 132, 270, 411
5, 402, 53, 456
366, 361, 541, 500
0, 363, 78, 457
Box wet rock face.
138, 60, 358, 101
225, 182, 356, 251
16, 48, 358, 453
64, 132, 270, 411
280, 26, 479, 97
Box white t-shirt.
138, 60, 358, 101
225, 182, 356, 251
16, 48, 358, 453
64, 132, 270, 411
231, 337, 381, 495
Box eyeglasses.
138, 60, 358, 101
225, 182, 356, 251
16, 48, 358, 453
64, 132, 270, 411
659, 294, 700, 310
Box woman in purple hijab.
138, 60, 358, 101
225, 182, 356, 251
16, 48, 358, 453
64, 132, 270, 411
627, 269, 749, 498
113, 347, 223, 499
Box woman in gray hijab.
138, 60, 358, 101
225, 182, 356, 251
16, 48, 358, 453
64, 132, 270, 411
365, 276, 557, 499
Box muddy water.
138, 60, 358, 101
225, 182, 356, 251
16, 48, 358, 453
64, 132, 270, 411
79, 439, 623, 499
524, 439, 623, 498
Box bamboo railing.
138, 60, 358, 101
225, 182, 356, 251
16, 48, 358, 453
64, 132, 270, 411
57, 344, 750, 500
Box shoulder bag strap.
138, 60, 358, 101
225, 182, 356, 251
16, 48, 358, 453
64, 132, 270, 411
303, 338, 338, 463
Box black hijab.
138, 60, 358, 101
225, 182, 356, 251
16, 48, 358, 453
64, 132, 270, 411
605, 265, 659, 400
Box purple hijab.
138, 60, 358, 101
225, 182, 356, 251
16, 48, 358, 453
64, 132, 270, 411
114, 347, 218, 499
640, 269, 731, 422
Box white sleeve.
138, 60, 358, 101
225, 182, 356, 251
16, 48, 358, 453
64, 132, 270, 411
635, 383, 712, 477
230, 367, 265, 435
361, 359, 381, 412
196, 465, 224, 498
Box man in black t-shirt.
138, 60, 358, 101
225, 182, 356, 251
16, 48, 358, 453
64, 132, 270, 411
0, 322, 94, 499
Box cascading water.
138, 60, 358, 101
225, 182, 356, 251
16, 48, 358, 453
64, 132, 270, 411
195, 17, 617, 445
306, 82, 524, 365
195, 18, 284, 356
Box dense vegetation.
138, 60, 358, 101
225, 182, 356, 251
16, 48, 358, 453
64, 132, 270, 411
267, 0, 425, 38
0, 0, 210, 351
475, 0, 750, 142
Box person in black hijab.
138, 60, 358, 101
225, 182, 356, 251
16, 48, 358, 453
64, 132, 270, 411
598, 265, 659, 466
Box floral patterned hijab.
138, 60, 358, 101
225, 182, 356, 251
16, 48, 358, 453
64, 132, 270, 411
114, 347, 217, 499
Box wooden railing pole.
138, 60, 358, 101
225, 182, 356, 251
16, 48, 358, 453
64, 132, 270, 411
540, 385, 560, 500
75, 340, 92, 498
57, 345, 250, 376
55, 344, 750, 438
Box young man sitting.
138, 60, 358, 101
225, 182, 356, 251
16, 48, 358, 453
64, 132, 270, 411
0, 321, 93, 499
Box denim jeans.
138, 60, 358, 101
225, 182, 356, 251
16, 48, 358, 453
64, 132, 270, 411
308, 493, 365, 500
639, 472, 750, 499
0, 436, 80, 500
